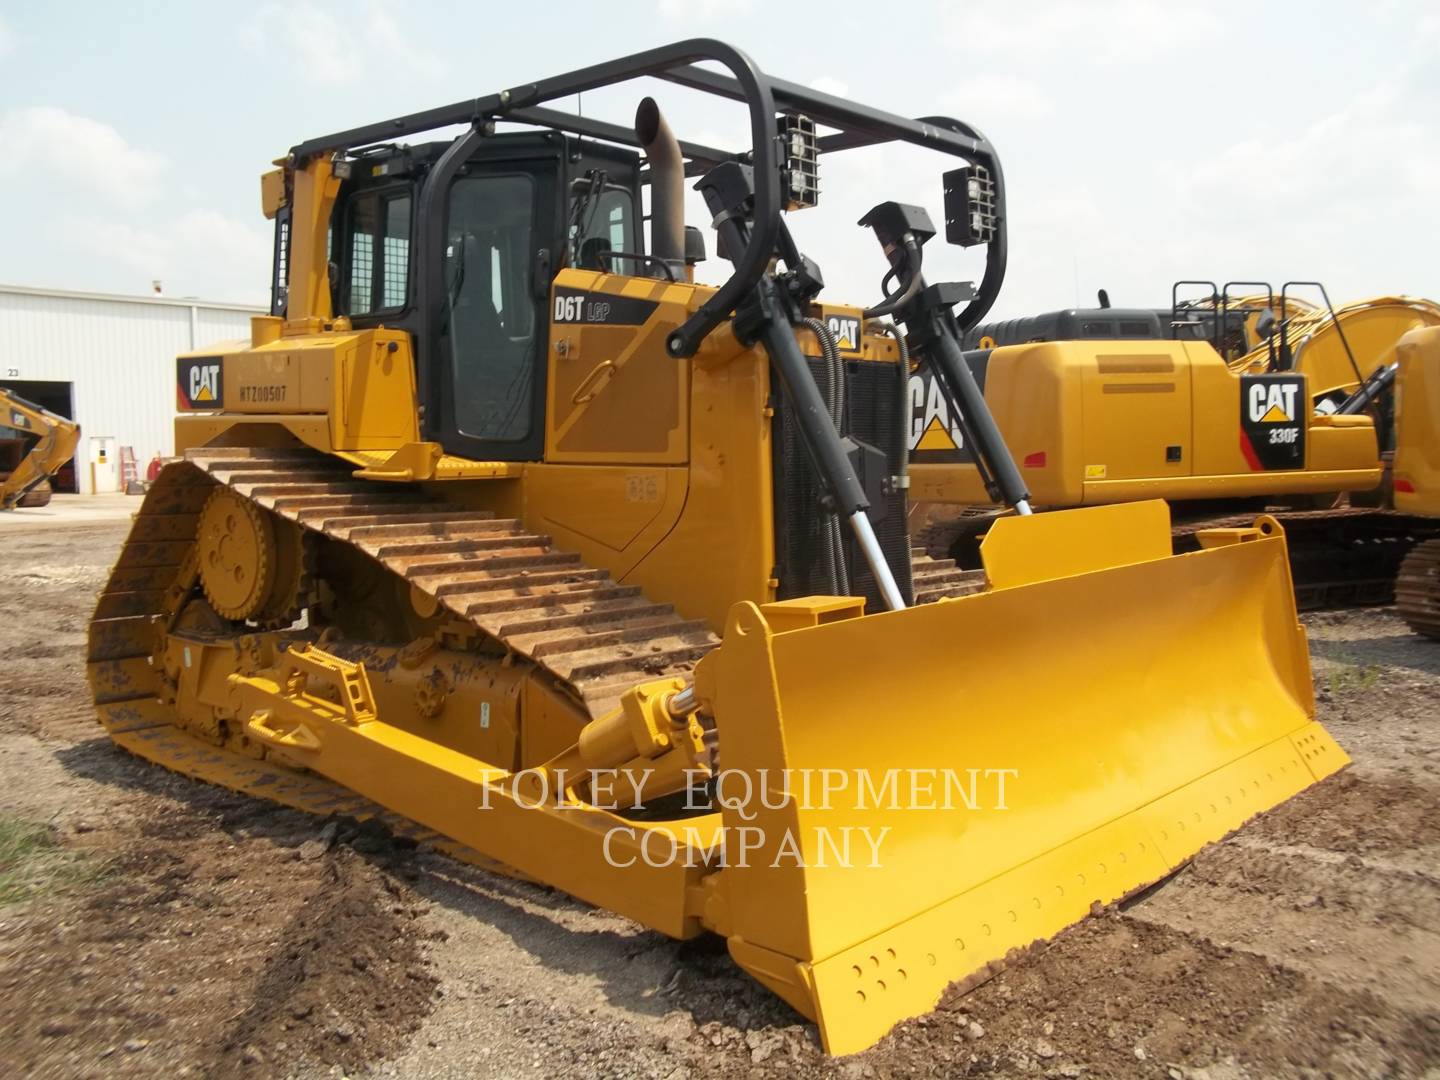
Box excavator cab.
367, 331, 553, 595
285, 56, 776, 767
93, 40, 1347, 1055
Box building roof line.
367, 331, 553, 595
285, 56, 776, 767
0, 283, 266, 314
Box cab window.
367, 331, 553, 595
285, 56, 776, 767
342, 190, 411, 314
445, 173, 536, 442
568, 184, 636, 268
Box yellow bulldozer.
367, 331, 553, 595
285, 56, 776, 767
89, 42, 1348, 1054
0, 387, 80, 509
909, 281, 1440, 611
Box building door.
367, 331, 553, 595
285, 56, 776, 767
88, 435, 119, 493
0, 379, 77, 493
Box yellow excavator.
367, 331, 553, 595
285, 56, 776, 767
1178, 287, 1440, 405
909, 282, 1440, 608
0, 387, 80, 509
1394, 326, 1440, 637
88, 42, 1347, 1055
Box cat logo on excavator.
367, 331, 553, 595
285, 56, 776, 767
1240, 374, 1306, 470
909, 368, 968, 462
1249, 379, 1300, 423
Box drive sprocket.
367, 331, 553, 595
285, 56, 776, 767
196, 486, 310, 625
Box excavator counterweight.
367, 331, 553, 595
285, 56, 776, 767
908, 283, 1440, 611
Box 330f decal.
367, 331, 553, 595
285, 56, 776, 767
1239, 374, 1305, 470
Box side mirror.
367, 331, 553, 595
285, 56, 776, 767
1254, 307, 1277, 339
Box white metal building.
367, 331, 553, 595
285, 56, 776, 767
0, 284, 262, 493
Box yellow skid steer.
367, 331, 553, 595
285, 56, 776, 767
88, 41, 1345, 1055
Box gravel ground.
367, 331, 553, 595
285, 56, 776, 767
0, 518, 1436, 1078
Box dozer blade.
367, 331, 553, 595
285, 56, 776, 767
699, 500, 1346, 1056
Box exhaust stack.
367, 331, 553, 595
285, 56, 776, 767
635, 97, 684, 272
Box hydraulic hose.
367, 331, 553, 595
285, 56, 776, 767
802, 317, 850, 597
868, 320, 912, 496
863, 237, 924, 320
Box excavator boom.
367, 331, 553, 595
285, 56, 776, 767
0, 388, 80, 509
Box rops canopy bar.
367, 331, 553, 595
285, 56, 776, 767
288, 38, 1005, 353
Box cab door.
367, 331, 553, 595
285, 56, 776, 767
423, 142, 559, 462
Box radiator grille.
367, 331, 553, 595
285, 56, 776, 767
773, 357, 913, 611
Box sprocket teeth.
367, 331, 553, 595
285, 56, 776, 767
197, 487, 275, 622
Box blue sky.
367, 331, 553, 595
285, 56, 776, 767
1, 1, 1436, 317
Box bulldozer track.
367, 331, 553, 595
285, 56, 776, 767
1396, 538, 1440, 639
85, 445, 985, 871
86, 446, 735, 872
908, 548, 987, 603
87, 447, 983, 821
92, 446, 722, 724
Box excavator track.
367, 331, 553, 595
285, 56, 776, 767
920, 505, 1440, 612
1396, 538, 1440, 639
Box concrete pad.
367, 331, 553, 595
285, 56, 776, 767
0, 492, 140, 528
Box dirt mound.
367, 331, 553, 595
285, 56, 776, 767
1248, 771, 1440, 858
208, 842, 438, 1076
864, 909, 1440, 1079
0, 788, 438, 1077
7, 506, 1440, 1078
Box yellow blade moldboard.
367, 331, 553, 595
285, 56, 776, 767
701, 501, 1346, 1055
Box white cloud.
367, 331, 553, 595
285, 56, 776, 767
1177, 78, 1436, 224
277, 4, 353, 84
656, 0, 755, 22
1158, 75, 1440, 299
361, 3, 446, 79
0, 15, 15, 57
943, 74, 1053, 119
810, 76, 850, 99
248, 1, 446, 84
940, 0, 1211, 59
0, 106, 166, 206
66, 210, 272, 303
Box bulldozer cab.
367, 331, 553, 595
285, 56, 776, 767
318, 133, 644, 463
